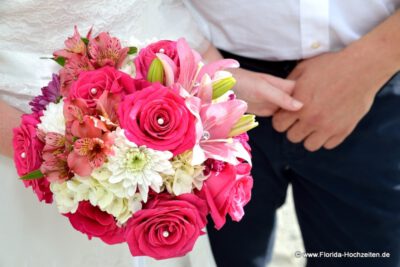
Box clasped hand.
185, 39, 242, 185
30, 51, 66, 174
236, 49, 383, 152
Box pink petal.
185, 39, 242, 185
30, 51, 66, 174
156, 53, 177, 86
198, 59, 239, 81
200, 99, 247, 139
201, 140, 251, 166
177, 38, 198, 91
197, 75, 213, 104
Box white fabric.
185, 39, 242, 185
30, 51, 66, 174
185, 0, 400, 60
0, 0, 207, 112
0, 1, 215, 266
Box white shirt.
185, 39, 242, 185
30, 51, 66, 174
184, 0, 400, 60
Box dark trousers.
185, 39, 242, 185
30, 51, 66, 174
206, 50, 400, 267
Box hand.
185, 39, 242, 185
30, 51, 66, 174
231, 68, 303, 116
272, 49, 390, 151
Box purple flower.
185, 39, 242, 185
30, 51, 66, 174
30, 74, 61, 112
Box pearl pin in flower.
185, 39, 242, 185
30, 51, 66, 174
163, 231, 169, 238
157, 118, 165, 125
202, 131, 210, 140
20, 152, 26, 159
159, 48, 165, 53
90, 88, 98, 95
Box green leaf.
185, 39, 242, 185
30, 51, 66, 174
53, 57, 66, 67
128, 46, 138, 55
81, 37, 89, 45
20, 169, 44, 180
147, 58, 164, 83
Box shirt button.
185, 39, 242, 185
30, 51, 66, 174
311, 41, 321, 49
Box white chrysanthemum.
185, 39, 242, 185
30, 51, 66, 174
163, 151, 205, 196
50, 165, 143, 224
107, 129, 174, 202
38, 99, 65, 134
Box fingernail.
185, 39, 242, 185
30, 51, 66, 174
292, 99, 303, 109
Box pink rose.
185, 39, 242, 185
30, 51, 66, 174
23, 177, 53, 203
135, 40, 179, 79
13, 113, 43, 176
228, 163, 253, 221
200, 163, 253, 230
125, 193, 208, 260
118, 83, 196, 155
69, 66, 137, 106
64, 201, 125, 245
13, 113, 53, 203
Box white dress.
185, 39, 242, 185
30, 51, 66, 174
0, 1, 215, 266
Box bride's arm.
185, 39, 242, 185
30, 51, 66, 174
201, 43, 304, 116
0, 100, 21, 157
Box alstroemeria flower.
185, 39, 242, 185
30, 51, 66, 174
88, 32, 129, 68
68, 132, 114, 177
41, 132, 72, 183
59, 55, 95, 96
54, 26, 87, 59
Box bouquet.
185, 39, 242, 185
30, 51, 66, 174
12, 27, 258, 259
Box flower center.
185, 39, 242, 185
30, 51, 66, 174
90, 88, 98, 95
125, 148, 148, 172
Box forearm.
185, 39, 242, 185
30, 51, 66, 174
343, 9, 400, 94
201, 41, 224, 63
0, 100, 22, 157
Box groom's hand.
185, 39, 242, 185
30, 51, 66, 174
272, 10, 400, 152
201, 42, 304, 117
272, 50, 377, 151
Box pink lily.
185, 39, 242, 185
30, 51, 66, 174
187, 96, 252, 166
157, 38, 240, 94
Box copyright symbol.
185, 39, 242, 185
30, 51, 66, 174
295, 251, 302, 258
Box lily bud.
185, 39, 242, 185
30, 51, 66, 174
147, 58, 164, 83
212, 76, 236, 99
228, 114, 259, 137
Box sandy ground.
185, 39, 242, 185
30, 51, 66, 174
269, 186, 305, 267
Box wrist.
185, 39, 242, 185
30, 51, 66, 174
342, 37, 400, 96
342, 10, 400, 95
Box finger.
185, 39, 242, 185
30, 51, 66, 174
287, 61, 304, 80
323, 130, 353, 150
260, 85, 303, 111
303, 132, 331, 152
286, 121, 315, 143
260, 74, 295, 94
272, 110, 298, 132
